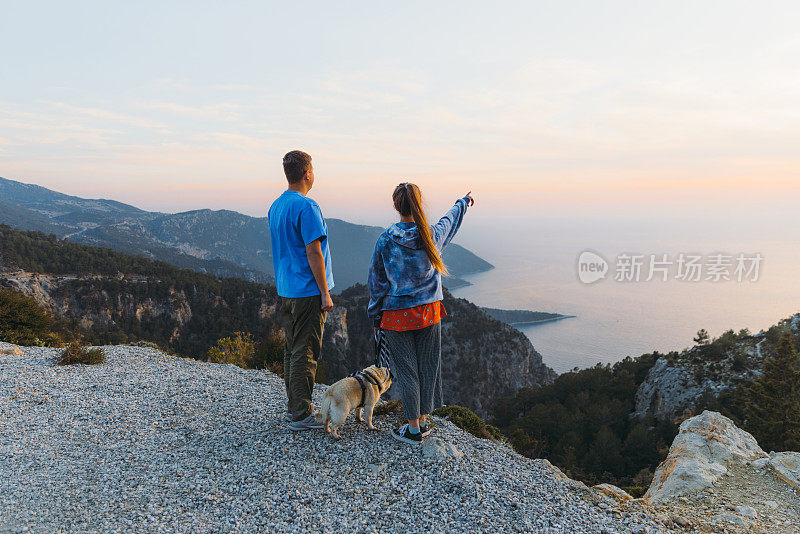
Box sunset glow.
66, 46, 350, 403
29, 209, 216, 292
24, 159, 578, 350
1, 1, 799, 222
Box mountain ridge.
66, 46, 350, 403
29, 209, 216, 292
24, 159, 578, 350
0, 176, 493, 290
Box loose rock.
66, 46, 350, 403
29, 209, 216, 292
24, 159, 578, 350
734, 505, 757, 519
769, 451, 800, 490
714, 512, 750, 527
592, 484, 633, 502
421, 437, 464, 461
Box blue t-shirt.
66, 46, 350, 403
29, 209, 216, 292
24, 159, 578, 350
268, 190, 334, 298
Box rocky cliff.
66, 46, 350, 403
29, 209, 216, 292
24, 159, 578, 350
0, 270, 277, 353
634, 314, 800, 422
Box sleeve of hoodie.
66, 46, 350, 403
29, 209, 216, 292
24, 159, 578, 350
431, 196, 470, 250
367, 238, 390, 327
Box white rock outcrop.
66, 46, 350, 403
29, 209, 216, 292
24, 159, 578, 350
768, 451, 800, 490
634, 356, 702, 420
644, 410, 767, 504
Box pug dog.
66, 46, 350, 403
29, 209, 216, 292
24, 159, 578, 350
315, 365, 392, 439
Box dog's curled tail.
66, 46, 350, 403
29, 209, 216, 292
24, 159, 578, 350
315, 392, 331, 425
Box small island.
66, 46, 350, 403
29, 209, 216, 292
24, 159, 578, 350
481, 307, 575, 326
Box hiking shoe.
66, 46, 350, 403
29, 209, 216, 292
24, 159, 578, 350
392, 424, 422, 445
419, 423, 433, 438
285, 403, 316, 423
289, 414, 323, 431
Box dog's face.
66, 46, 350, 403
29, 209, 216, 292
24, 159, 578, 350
364, 365, 392, 393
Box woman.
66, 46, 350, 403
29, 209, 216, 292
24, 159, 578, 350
367, 183, 474, 444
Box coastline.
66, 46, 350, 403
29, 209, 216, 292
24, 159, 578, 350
480, 305, 575, 327
443, 278, 472, 290
444, 264, 495, 290
509, 315, 576, 326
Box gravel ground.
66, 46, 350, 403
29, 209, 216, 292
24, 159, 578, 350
0, 343, 668, 533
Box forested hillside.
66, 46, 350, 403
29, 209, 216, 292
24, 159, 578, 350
493, 353, 678, 495
492, 315, 800, 496
0, 225, 280, 356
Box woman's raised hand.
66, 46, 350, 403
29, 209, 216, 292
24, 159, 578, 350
464, 191, 475, 207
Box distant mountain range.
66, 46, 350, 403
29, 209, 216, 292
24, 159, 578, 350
0, 177, 493, 290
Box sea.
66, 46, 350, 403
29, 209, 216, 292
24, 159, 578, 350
449, 213, 800, 374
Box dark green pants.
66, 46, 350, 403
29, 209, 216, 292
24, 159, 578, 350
279, 295, 327, 421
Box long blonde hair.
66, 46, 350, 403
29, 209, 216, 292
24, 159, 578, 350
392, 183, 448, 276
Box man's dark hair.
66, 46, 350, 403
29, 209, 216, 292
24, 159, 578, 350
283, 150, 312, 183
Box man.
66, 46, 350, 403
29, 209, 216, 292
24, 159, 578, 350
268, 150, 334, 431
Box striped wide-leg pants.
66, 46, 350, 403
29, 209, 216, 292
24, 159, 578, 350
381, 322, 443, 421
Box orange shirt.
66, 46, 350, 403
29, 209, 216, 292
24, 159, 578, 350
380, 301, 447, 331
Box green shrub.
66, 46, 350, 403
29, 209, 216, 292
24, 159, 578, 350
432, 405, 499, 440
731, 351, 748, 372
0, 289, 61, 346
57, 342, 105, 365
621, 486, 648, 498
252, 329, 285, 375
508, 428, 538, 456
693, 329, 710, 345
373, 399, 403, 416
737, 328, 751, 338
621, 468, 654, 497
746, 333, 800, 451
207, 332, 254, 367
764, 323, 791, 352
485, 424, 504, 441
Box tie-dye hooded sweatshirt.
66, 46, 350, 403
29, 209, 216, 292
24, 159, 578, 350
367, 196, 471, 327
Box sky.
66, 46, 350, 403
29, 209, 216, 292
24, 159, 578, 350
1, 1, 799, 225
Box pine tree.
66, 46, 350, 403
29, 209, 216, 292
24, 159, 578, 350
694, 329, 710, 345
746, 333, 800, 451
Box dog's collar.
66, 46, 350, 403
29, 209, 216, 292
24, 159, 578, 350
361, 369, 384, 388
348, 369, 389, 408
